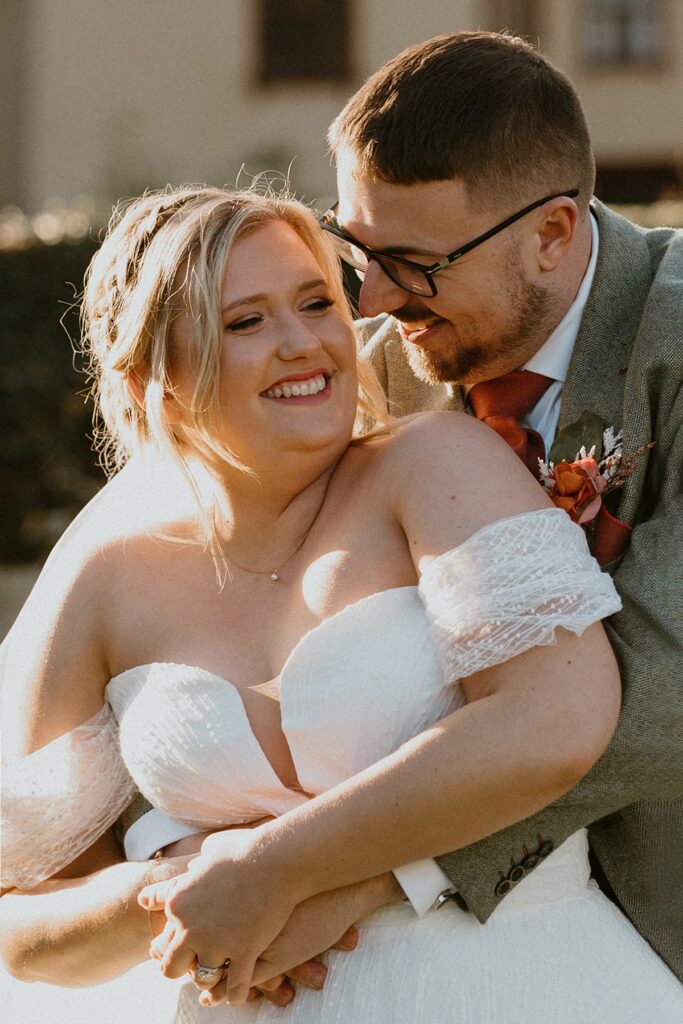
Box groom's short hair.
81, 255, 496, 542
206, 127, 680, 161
329, 31, 595, 212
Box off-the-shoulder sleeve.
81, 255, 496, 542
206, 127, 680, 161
417, 508, 622, 682
1, 703, 136, 889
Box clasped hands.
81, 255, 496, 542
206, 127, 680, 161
138, 828, 383, 1008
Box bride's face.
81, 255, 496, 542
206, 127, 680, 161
170, 219, 359, 471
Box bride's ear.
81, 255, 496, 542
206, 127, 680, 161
127, 369, 147, 410
127, 370, 183, 424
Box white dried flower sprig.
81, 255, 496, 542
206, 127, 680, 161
539, 427, 625, 494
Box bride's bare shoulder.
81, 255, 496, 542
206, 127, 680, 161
368, 410, 520, 480
0, 458, 198, 733
368, 412, 551, 553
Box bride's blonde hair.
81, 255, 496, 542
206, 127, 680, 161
80, 185, 388, 569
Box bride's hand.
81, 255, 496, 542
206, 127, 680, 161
143, 853, 196, 938
138, 828, 301, 1005
198, 872, 403, 1008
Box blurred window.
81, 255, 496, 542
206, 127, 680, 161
582, 0, 666, 66
258, 0, 351, 83
486, 1, 541, 43
595, 163, 682, 204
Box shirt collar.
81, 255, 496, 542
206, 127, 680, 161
523, 211, 599, 384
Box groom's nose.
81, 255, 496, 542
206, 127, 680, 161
357, 261, 409, 318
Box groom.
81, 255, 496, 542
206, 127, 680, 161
326, 30, 683, 977
126, 30, 682, 989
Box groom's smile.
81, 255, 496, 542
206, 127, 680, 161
335, 148, 558, 387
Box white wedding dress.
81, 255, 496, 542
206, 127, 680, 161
2, 510, 682, 1023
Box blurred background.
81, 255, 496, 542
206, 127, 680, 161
2, 0, 683, 638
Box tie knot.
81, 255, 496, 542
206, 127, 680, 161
469, 370, 554, 422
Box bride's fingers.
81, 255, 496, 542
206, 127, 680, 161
225, 956, 259, 1007
191, 961, 231, 992
197, 967, 296, 1008
197, 974, 262, 1007
149, 922, 176, 961
198, 977, 229, 1007
158, 934, 197, 980
138, 877, 176, 911
254, 973, 285, 993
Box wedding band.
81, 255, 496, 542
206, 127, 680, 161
193, 958, 231, 983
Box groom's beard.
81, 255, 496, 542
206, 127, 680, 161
399, 277, 551, 386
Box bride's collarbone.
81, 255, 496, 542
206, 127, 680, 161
114, 559, 414, 688
108, 503, 416, 681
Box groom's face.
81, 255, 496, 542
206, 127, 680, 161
335, 149, 553, 387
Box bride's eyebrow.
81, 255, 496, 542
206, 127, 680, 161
222, 293, 267, 314
221, 278, 329, 314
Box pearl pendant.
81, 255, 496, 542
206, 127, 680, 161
270, 571, 280, 581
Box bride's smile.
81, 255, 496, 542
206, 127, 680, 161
168, 219, 358, 473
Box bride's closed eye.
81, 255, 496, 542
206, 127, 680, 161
225, 314, 263, 332
302, 296, 335, 313
226, 297, 335, 332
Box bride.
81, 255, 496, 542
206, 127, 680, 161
1, 186, 681, 1023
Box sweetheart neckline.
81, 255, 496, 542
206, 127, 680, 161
106, 584, 431, 802
106, 508, 569, 692
106, 584, 419, 693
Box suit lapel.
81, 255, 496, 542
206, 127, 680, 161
559, 202, 651, 436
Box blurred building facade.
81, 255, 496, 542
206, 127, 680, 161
2, 0, 682, 214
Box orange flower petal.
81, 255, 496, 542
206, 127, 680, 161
555, 463, 584, 495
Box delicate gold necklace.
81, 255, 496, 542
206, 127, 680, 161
225, 468, 335, 582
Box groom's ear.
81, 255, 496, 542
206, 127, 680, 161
535, 197, 578, 273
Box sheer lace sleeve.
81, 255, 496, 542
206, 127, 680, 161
417, 508, 622, 682
1, 703, 136, 889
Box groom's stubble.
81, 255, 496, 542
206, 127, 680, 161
400, 266, 552, 387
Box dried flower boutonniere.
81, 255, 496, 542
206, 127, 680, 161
538, 412, 654, 565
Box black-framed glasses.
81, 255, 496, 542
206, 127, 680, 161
319, 189, 579, 298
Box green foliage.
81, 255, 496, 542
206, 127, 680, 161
0, 240, 106, 563
549, 411, 605, 465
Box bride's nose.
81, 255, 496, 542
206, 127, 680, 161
276, 321, 323, 361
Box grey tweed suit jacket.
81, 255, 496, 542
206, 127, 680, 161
358, 200, 683, 978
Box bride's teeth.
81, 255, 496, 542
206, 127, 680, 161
265, 374, 327, 398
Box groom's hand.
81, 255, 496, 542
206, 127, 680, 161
244, 929, 358, 1008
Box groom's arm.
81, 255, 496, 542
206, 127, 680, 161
435, 389, 683, 921
118, 797, 200, 860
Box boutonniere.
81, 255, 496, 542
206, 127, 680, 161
538, 412, 654, 535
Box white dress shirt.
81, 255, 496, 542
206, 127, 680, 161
127, 216, 600, 915
518, 210, 599, 454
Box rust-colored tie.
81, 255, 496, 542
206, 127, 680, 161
469, 370, 554, 474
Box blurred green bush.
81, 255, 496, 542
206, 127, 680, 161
0, 240, 105, 564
